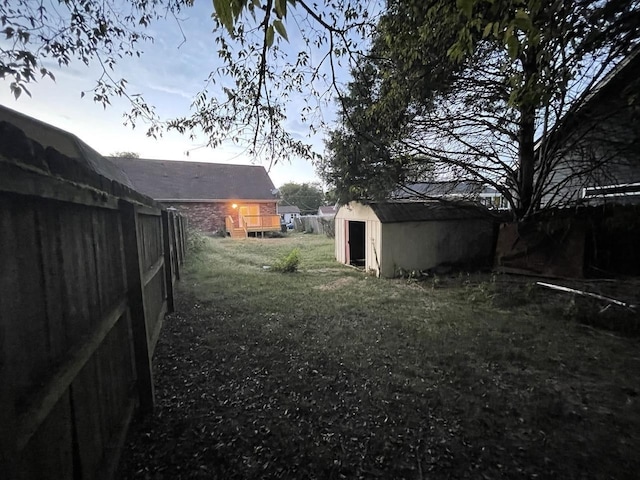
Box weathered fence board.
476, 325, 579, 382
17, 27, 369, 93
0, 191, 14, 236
1, 148, 185, 480
162, 211, 175, 313
120, 200, 155, 415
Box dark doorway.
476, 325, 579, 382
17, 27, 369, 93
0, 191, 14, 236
348, 221, 366, 267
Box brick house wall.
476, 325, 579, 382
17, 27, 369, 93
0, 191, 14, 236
261, 203, 277, 216
165, 201, 278, 233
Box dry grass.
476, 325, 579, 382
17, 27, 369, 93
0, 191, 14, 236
119, 233, 640, 479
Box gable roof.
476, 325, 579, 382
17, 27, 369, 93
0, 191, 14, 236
277, 205, 301, 214
0, 105, 133, 187
391, 180, 483, 199
367, 200, 493, 223
541, 47, 640, 148
318, 205, 338, 216
392, 181, 486, 199
109, 157, 278, 201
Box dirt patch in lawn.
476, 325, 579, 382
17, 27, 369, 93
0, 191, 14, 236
117, 236, 640, 479
314, 276, 357, 291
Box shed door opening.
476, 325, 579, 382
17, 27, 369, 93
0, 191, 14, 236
348, 221, 366, 267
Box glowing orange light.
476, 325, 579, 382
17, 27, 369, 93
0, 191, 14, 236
232, 203, 238, 209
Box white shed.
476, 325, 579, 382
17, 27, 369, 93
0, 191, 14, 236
335, 201, 497, 278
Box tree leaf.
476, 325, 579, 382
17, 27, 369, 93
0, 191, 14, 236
275, 0, 287, 19
456, 0, 474, 18
213, 0, 234, 34
273, 20, 288, 42
482, 22, 493, 38
507, 34, 519, 60
266, 25, 274, 48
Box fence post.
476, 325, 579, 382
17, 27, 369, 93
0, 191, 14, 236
119, 200, 155, 414
178, 215, 187, 263
177, 216, 184, 264
170, 213, 180, 280
161, 210, 175, 313
181, 216, 187, 261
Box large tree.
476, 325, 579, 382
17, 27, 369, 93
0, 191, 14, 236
0, 0, 378, 167
321, 0, 640, 219
278, 182, 325, 214
2, 0, 639, 218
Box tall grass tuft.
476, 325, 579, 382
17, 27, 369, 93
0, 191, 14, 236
272, 248, 300, 273
186, 227, 207, 254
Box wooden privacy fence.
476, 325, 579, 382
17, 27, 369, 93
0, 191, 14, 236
0, 135, 185, 479
294, 215, 335, 237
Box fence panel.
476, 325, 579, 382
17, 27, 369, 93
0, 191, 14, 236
1, 153, 185, 479
137, 207, 168, 354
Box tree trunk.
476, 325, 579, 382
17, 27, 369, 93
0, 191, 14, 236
516, 49, 538, 220
517, 105, 536, 219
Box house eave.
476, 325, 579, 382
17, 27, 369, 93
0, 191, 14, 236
158, 198, 277, 203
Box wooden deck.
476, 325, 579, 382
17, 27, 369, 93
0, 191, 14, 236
226, 214, 281, 238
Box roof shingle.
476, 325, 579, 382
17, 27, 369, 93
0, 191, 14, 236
277, 205, 301, 214
109, 157, 277, 201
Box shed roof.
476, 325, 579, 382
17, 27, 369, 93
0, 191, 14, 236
109, 157, 278, 201
367, 201, 492, 223
277, 205, 301, 214
0, 105, 133, 187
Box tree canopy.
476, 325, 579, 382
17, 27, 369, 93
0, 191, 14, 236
2, 0, 639, 219
320, 0, 640, 218
111, 151, 140, 158
278, 182, 325, 214
1, 0, 377, 167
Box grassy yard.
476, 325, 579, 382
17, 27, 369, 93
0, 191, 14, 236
119, 233, 640, 479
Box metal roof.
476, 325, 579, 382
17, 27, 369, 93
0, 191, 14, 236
367, 200, 493, 223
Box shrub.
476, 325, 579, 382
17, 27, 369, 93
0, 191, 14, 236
186, 227, 207, 254
272, 248, 300, 273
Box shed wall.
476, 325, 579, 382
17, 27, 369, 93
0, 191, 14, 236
380, 218, 495, 277
335, 203, 382, 274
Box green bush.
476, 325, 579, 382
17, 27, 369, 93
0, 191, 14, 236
272, 248, 300, 273
186, 227, 207, 254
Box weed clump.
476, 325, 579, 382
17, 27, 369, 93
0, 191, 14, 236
272, 248, 300, 273
186, 227, 207, 254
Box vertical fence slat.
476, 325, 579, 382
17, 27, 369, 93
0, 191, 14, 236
170, 212, 180, 281
0, 391, 16, 478
119, 200, 154, 414
178, 215, 185, 264
161, 211, 175, 313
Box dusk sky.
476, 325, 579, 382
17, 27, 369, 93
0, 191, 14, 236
0, 1, 346, 187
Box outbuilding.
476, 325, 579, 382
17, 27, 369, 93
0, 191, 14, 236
335, 201, 497, 278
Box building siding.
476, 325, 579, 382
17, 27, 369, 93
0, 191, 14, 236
165, 201, 277, 233
336, 201, 496, 277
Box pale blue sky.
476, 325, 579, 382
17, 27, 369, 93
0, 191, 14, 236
0, 1, 349, 187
